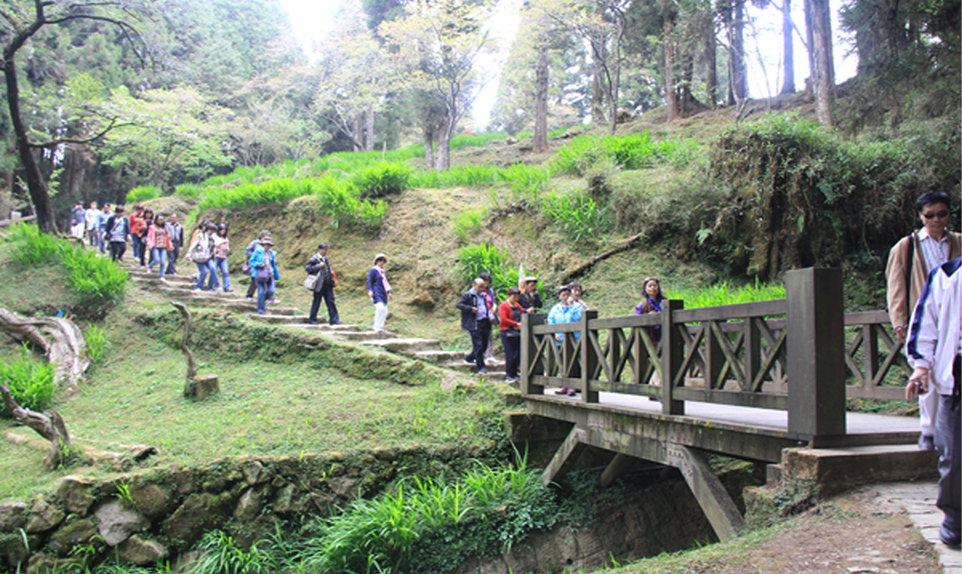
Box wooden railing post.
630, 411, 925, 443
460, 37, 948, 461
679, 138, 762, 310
786, 267, 846, 439
581, 310, 599, 403
661, 299, 684, 415
521, 313, 545, 396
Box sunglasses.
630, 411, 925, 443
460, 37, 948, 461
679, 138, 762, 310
922, 210, 949, 219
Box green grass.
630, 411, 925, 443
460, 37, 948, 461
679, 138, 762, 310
0, 305, 507, 502
666, 279, 786, 308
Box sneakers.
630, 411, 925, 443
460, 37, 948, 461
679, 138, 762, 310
940, 525, 961, 548
919, 435, 936, 451
464, 356, 475, 364
504, 376, 519, 383
223, 287, 233, 292
478, 368, 487, 374
307, 319, 318, 325
245, 297, 253, 301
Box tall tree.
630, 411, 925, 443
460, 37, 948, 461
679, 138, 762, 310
1, 0, 149, 232
777, 0, 795, 94
806, 0, 834, 125
380, 0, 495, 170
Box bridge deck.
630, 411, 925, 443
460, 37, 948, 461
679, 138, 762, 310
524, 392, 920, 463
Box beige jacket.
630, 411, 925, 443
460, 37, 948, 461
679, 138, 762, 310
885, 229, 961, 329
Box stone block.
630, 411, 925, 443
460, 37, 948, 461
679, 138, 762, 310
46, 519, 98, 556
161, 493, 232, 548
117, 535, 168, 565
25, 497, 64, 534
57, 476, 95, 517
0, 502, 28, 532
129, 482, 171, 520
95, 500, 150, 547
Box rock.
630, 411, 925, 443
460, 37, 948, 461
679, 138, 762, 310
24, 497, 64, 534
117, 535, 168, 565
95, 500, 150, 547
0, 530, 36, 570
27, 553, 83, 574
233, 487, 264, 522
0, 502, 28, 532
57, 476, 95, 517
271, 484, 307, 517
161, 493, 233, 548
46, 519, 98, 556
129, 482, 171, 520
328, 477, 359, 499
169, 465, 195, 495
242, 460, 270, 485
410, 290, 436, 310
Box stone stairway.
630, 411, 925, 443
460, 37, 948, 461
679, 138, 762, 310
117, 256, 507, 381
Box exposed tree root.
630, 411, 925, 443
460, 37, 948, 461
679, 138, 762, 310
1, 384, 72, 469
0, 308, 89, 389
560, 232, 647, 284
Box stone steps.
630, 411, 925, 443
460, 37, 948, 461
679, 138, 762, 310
109, 249, 510, 381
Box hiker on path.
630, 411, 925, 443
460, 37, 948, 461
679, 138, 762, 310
547, 284, 581, 396
306, 243, 340, 325
905, 256, 961, 548
244, 230, 272, 301
458, 278, 491, 375
367, 253, 392, 332
129, 205, 146, 262
104, 205, 130, 262
519, 277, 542, 313
85, 202, 101, 249
165, 213, 184, 276
96, 204, 112, 254
213, 224, 232, 292
138, 209, 154, 268
250, 236, 279, 314
70, 202, 86, 240
187, 223, 218, 291
479, 272, 499, 365
146, 214, 173, 281
499, 287, 525, 383
887, 191, 961, 451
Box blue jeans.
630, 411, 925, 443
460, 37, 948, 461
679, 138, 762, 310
194, 260, 219, 290
256, 279, 275, 313
215, 257, 230, 290
150, 248, 167, 279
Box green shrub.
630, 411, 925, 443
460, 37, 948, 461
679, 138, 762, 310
7, 223, 64, 265
174, 183, 204, 199
0, 346, 56, 417
125, 185, 162, 203
456, 244, 513, 294
500, 163, 551, 206
353, 161, 411, 198
192, 530, 283, 574
549, 131, 695, 176
296, 460, 551, 574
62, 247, 129, 305
452, 209, 485, 244
667, 279, 786, 308
540, 190, 610, 242
85, 325, 108, 364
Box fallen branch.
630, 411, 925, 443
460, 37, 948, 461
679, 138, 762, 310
560, 232, 647, 284
1, 384, 71, 469
0, 308, 89, 389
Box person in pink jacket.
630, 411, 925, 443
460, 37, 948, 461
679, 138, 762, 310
146, 214, 173, 281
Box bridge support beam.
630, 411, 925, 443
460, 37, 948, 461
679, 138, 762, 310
541, 426, 587, 486
599, 453, 636, 487
666, 444, 744, 541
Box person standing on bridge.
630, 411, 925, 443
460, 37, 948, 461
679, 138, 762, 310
547, 284, 581, 396
887, 191, 961, 451
905, 257, 961, 549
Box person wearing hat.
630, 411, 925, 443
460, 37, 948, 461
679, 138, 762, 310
249, 235, 279, 314
70, 201, 87, 241
499, 287, 525, 383
518, 276, 542, 313
457, 278, 491, 374
306, 243, 340, 325
244, 230, 273, 300
367, 253, 392, 332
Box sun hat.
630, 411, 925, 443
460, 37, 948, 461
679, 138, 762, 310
261, 237, 275, 246
374, 253, 388, 264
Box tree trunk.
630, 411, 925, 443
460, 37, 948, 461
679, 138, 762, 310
706, 28, 717, 107
3, 58, 55, 233
365, 105, 375, 152
436, 115, 453, 171
803, 0, 816, 94
809, 0, 834, 126
534, 44, 549, 153
732, 0, 747, 101
352, 112, 363, 153
780, 0, 796, 94
664, 15, 679, 122
591, 1, 608, 125
423, 127, 435, 171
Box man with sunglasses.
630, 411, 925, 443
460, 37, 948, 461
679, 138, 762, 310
886, 191, 961, 451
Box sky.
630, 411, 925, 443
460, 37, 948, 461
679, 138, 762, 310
278, 0, 857, 130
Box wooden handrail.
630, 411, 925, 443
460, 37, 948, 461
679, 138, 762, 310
520, 268, 905, 440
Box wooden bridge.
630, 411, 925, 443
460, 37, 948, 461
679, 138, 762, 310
516, 268, 928, 541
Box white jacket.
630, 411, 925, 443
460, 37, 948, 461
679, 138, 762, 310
906, 257, 961, 396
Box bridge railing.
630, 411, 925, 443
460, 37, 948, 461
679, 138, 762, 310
520, 268, 907, 440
